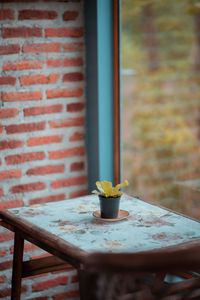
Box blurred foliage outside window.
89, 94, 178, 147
121, 0, 200, 218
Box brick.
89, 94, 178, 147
24, 104, 62, 116
0, 108, 19, 119
10, 243, 38, 254
70, 189, 88, 199
0, 260, 12, 271
51, 175, 87, 189
20, 74, 59, 86
0, 288, 11, 298
3, 91, 42, 102
11, 182, 46, 194
69, 131, 84, 141
0, 199, 23, 210
27, 135, 62, 146
46, 57, 83, 68
0, 286, 27, 298
0, 188, 3, 197
23, 272, 48, 281
23, 43, 61, 53
6, 152, 45, 165
0, 9, 14, 20
46, 88, 83, 99
49, 146, 85, 159
45, 27, 83, 37
63, 72, 84, 82
32, 276, 68, 292
0, 249, 6, 257
0, 169, 22, 181
71, 274, 78, 283
0, 276, 6, 283
3, 60, 43, 71
30, 253, 51, 260
6, 121, 45, 134
62, 57, 83, 66
28, 297, 48, 300
46, 59, 61, 68
53, 290, 79, 300
0, 44, 20, 55
67, 102, 85, 112
2, 27, 42, 38
44, 0, 78, 1
63, 11, 78, 21
0, 0, 38, 1
19, 10, 58, 20
27, 164, 65, 176
49, 117, 85, 128
70, 161, 84, 172
63, 42, 84, 52
0, 139, 24, 150
0, 232, 14, 242
29, 193, 65, 205
0, 76, 16, 86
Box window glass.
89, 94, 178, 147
121, 0, 200, 218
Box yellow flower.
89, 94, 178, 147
92, 180, 129, 198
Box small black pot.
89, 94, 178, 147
98, 195, 121, 219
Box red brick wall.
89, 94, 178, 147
0, 0, 87, 298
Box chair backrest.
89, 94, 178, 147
82, 241, 200, 300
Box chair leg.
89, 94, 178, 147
11, 231, 24, 300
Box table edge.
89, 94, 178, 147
0, 210, 87, 266
130, 194, 200, 223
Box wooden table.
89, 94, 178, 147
1, 194, 200, 300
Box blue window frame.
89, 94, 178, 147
85, 0, 120, 192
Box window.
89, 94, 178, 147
121, 0, 200, 218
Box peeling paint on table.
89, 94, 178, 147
9, 194, 200, 253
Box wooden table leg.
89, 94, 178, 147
78, 265, 88, 300
11, 231, 24, 300
78, 264, 97, 300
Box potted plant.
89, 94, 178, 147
92, 180, 129, 219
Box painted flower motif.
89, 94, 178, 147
152, 232, 183, 242
100, 240, 126, 251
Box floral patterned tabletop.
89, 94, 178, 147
8, 194, 200, 253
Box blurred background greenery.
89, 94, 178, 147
121, 0, 200, 218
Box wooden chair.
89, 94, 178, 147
82, 242, 200, 300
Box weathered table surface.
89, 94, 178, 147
7, 194, 200, 253
1, 193, 200, 300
